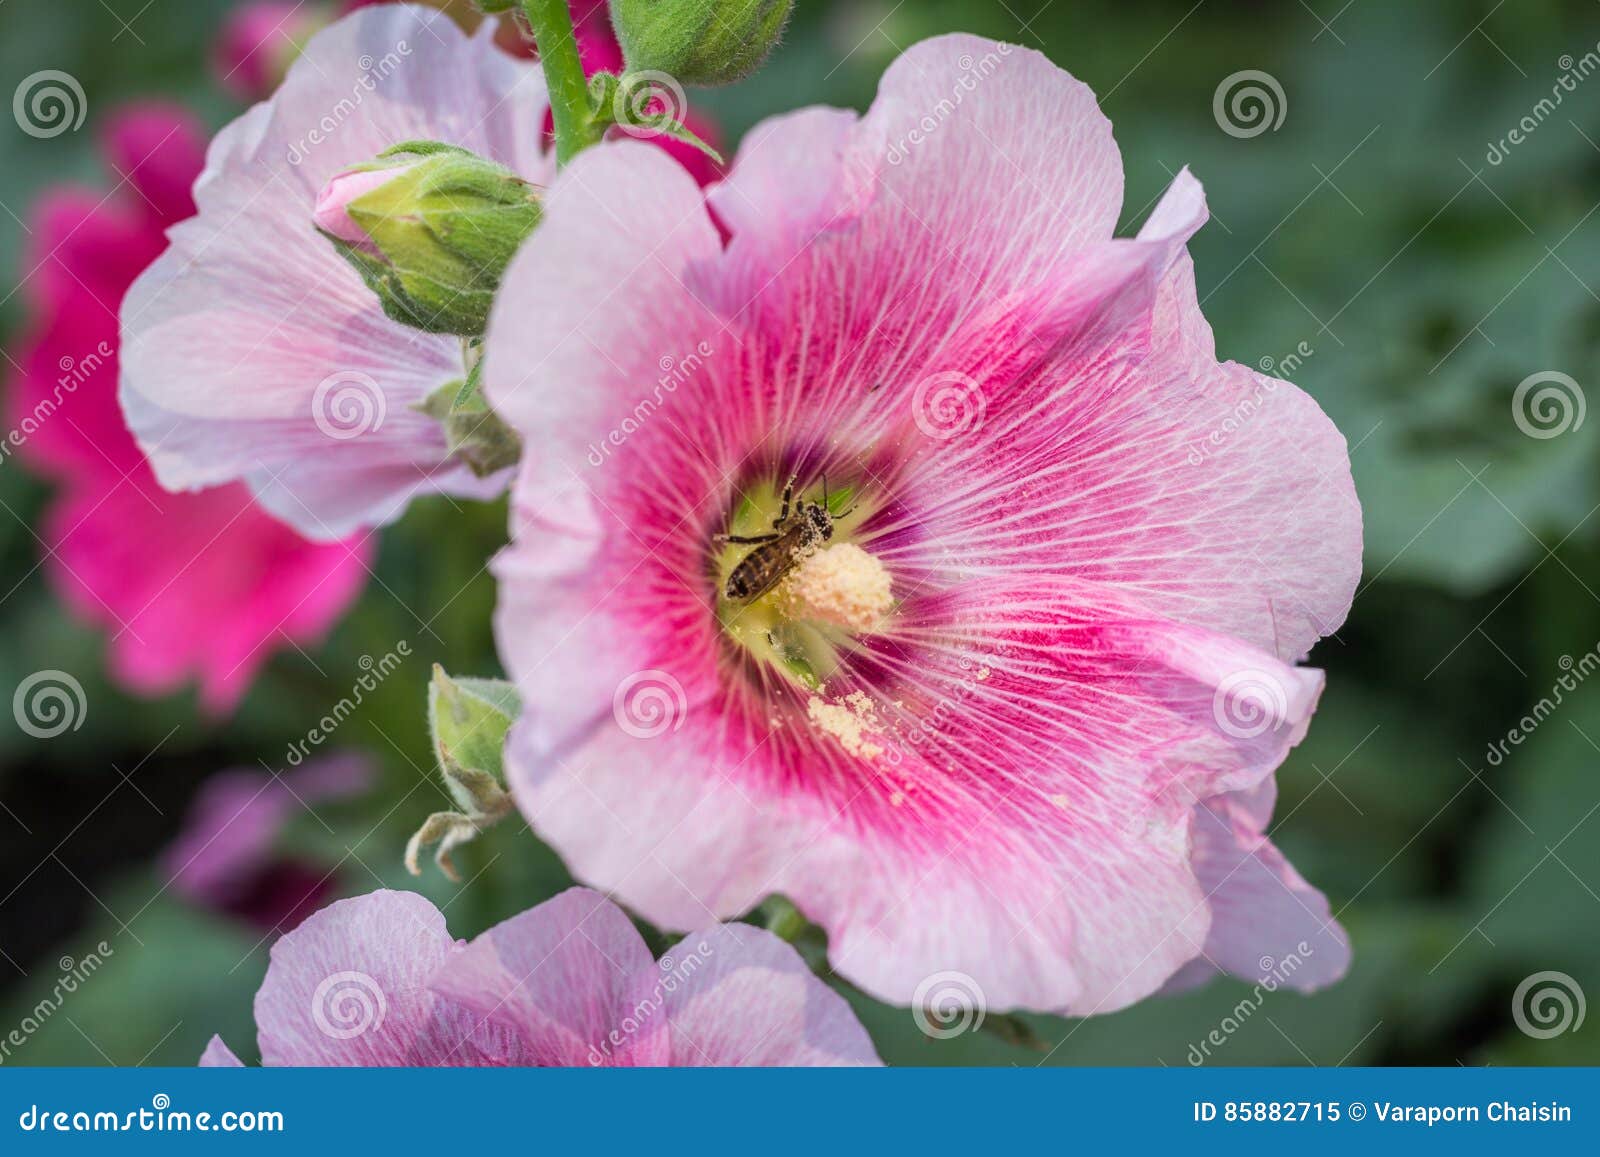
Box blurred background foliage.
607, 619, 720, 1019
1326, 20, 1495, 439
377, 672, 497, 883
1, 0, 1598, 1066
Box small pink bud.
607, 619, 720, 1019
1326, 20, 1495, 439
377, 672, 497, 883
312, 164, 410, 250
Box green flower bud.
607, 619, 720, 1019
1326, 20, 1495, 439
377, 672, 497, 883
611, 0, 793, 86
314, 141, 540, 336
405, 666, 521, 881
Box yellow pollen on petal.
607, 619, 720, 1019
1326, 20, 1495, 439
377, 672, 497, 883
806, 692, 884, 760
780, 543, 893, 634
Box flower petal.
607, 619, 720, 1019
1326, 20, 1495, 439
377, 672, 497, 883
881, 171, 1359, 662
427, 887, 668, 1066
702, 34, 1122, 331
254, 890, 529, 1065
199, 1035, 244, 1066
659, 924, 880, 1066
1176, 783, 1351, 991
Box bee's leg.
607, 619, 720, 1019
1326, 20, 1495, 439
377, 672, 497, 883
774, 472, 798, 526
715, 532, 781, 545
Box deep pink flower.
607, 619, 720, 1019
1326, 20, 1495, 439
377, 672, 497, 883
164, 754, 373, 934
5, 104, 369, 712
201, 887, 880, 1066
213, 2, 332, 102
484, 36, 1362, 1016
120, 5, 552, 539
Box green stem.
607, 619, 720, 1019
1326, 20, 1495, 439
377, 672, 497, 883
522, 0, 602, 166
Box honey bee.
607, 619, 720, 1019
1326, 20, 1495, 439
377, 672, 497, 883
718, 475, 851, 603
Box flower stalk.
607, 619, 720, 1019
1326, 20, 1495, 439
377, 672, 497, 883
522, 0, 603, 165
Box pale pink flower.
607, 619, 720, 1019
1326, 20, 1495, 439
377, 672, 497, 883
120, 4, 552, 540
201, 887, 879, 1066
484, 36, 1362, 1015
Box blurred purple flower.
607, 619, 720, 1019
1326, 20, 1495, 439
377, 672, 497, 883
164, 753, 373, 933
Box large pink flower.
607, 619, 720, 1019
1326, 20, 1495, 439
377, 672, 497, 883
484, 36, 1362, 1016
119, 4, 552, 539
4, 104, 369, 712
201, 887, 879, 1066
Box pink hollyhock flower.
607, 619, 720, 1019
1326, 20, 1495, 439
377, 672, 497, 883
200, 887, 880, 1066
213, 2, 332, 102
164, 754, 373, 934
119, 5, 552, 540
484, 36, 1363, 1016
4, 104, 369, 712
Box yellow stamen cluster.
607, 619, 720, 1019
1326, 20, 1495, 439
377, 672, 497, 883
780, 543, 893, 634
